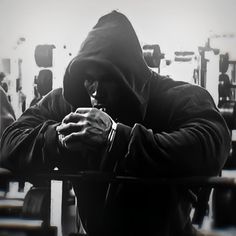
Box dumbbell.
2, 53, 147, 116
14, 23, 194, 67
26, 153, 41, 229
143, 44, 165, 68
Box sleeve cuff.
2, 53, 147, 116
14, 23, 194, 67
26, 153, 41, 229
43, 122, 62, 169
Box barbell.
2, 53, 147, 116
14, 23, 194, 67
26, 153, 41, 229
143, 44, 165, 68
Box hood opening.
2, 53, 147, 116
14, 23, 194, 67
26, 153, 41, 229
63, 10, 152, 122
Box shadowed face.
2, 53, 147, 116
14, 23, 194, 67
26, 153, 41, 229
83, 65, 123, 120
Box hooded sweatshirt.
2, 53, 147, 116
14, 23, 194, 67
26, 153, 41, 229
63, 11, 152, 123
0, 11, 231, 236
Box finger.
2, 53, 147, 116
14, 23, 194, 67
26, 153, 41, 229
75, 107, 93, 114
57, 122, 84, 135
75, 108, 109, 129
62, 112, 85, 124
63, 129, 105, 147
75, 107, 105, 120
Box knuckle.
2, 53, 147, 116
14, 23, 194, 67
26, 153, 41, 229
67, 123, 73, 128
84, 120, 91, 126
68, 112, 74, 118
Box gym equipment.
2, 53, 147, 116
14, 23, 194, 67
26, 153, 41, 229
0, 168, 56, 236
3, 167, 236, 234
174, 51, 195, 56
213, 52, 236, 229
34, 44, 55, 68
218, 102, 236, 129
218, 74, 232, 100
143, 44, 164, 68
213, 186, 236, 228
36, 69, 53, 96
218, 53, 236, 129
219, 53, 236, 74
174, 57, 192, 62
198, 38, 220, 88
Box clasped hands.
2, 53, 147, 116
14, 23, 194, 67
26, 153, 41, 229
56, 107, 113, 151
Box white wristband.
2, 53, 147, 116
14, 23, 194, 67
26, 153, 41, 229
57, 133, 68, 150
107, 120, 117, 151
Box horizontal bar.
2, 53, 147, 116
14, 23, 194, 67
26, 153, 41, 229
1, 170, 236, 188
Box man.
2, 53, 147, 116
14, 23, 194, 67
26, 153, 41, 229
0, 86, 15, 138
0, 11, 231, 236
0, 72, 6, 85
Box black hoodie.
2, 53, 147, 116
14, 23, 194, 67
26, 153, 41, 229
63, 11, 152, 123
0, 10, 231, 236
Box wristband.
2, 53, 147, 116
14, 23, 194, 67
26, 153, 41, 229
57, 132, 68, 150
107, 120, 117, 151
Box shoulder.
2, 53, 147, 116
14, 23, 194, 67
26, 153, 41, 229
151, 73, 213, 103
149, 74, 217, 120
36, 88, 73, 120
44, 87, 63, 98
38, 87, 65, 104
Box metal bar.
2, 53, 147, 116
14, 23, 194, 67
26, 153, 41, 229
1, 171, 236, 188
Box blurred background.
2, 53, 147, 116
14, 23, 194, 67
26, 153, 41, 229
0, 0, 236, 117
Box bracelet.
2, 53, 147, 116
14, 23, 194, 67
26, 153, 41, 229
57, 132, 68, 150
107, 120, 117, 151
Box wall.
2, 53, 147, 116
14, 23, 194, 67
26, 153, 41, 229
0, 0, 236, 116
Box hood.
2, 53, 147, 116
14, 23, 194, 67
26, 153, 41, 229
63, 10, 152, 121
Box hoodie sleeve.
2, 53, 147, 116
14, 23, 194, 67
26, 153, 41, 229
107, 84, 231, 178
0, 88, 72, 173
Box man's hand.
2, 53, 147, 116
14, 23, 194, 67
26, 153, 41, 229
56, 107, 112, 151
